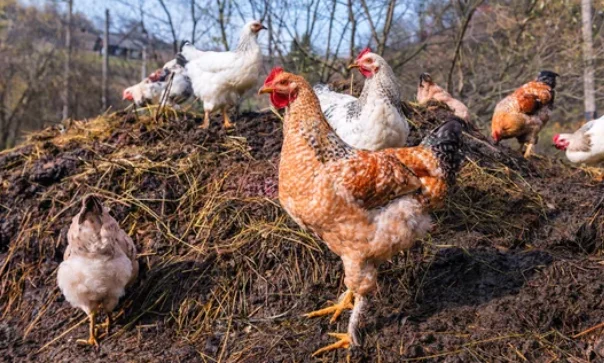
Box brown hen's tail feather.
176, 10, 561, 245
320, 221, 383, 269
421, 117, 464, 184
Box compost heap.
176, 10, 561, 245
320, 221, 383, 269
1, 101, 603, 362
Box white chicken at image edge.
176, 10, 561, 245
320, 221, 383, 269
57, 195, 138, 346
554, 116, 604, 166
177, 20, 266, 129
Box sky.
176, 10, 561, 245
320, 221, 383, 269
22, 0, 420, 56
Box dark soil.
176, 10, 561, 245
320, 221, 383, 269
0, 104, 603, 363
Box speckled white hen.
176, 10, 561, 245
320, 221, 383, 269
57, 195, 138, 346
554, 116, 604, 165
148, 59, 193, 108
313, 48, 409, 150
178, 20, 266, 129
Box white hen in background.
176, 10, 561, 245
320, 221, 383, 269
57, 195, 138, 346
554, 116, 604, 165
177, 20, 266, 129
148, 59, 193, 108
122, 79, 163, 107
313, 48, 409, 151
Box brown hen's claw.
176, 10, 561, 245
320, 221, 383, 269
523, 143, 534, 159
223, 109, 234, 129
200, 111, 210, 129
311, 332, 352, 356
76, 311, 99, 347
96, 314, 112, 337
304, 290, 354, 323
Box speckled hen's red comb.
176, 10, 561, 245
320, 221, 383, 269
356, 47, 372, 60
264, 67, 284, 85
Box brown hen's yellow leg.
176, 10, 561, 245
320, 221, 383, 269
200, 111, 210, 129
312, 332, 352, 357
97, 313, 112, 338
223, 108, 234, 129
305, 290, 354, 323
76, 311, 98, 346
523, 143, 534, 159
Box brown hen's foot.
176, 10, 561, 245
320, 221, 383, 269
523, 143, 534, 159
312, 332, 351, 356
223, 109, 234, 129
76, 336, 99, 346
200, 111, 210, 129
76, 312, 98, 347
305, 290, 353, 323
96, 314, 112, 338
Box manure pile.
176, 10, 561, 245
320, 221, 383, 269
1, 105, 603, 362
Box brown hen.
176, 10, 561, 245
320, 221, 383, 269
57, 195, 138, 347
491, 71, 559, 158
259, 68, 464, 356
417, 72, 471, 125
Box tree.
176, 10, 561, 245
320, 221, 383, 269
581, 0, 596, 120
102, 9, 109, 111
62, 0, 72, 120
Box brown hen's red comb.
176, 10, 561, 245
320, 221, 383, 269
356, 47, 372, 60
265, 67, 284, 85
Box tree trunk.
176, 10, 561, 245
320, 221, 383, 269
102, 9, 109, 111
141, 46, 147, 80
446, 0, 484, 94
581, 0, 596, 121
62, 0, 73, 120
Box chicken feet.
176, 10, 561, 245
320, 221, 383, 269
304, 290, 354, 323
96, 313, 112, 338
523, 143, 534, 159
200, 111, 210, 129
311, 333, 352, 357
223, 108, 234, 129
76, 311, 99, 347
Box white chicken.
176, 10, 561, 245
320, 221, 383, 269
554, 116, 604, 165
177, 20, 266, 129
313, 48, 409, 150
148, 59, 193, 108
57, 195, 138, 346
122, 79, 163, 107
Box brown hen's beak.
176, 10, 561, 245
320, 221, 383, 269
260, 25, 267, 30
258, 86, 273, 95
347, 62, 359, 69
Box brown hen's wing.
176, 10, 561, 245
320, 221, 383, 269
515, 82, 554, 115
330, 148, 424, 210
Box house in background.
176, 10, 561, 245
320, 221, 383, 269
77, 27, 172, 60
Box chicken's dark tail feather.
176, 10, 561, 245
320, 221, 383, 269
421, 117, 465, 185
176, 53, 188, 67
179, 40, 191, 52
79, 195, 104, 225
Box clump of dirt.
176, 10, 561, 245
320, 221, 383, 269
0, 104, 602, 362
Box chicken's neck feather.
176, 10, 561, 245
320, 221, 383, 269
284, 83, 355, 163
355, 63, 402, 117
236, 31, 260, 53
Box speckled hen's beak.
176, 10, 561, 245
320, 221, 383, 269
258, 86, 273, 95
347, 62, 359, 69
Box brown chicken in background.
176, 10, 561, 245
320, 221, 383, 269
491, 71, 559, 158
57, 195, 138, 346
259, 68, 464, 356
417, 72, 471, 125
